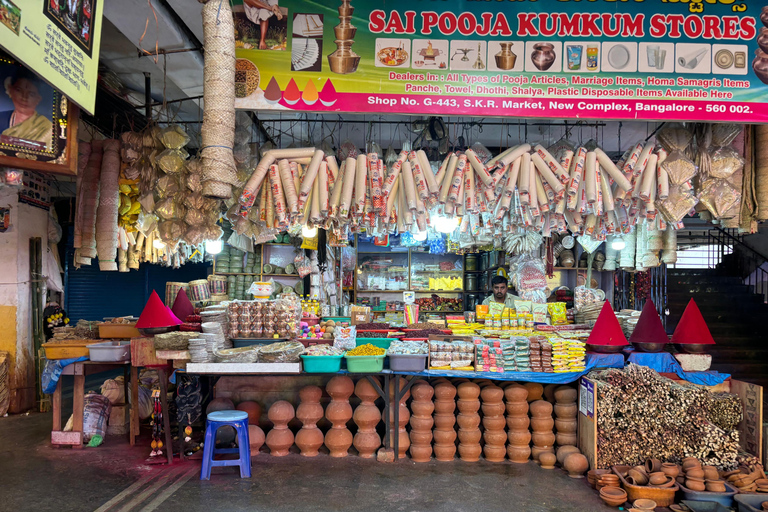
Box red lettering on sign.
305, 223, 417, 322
384, 11, 405, 33
404, 11, 416, 34
621, 14, 644, 37
369, 10, 386, 33
477, 12, 493, 36
490, 14, 513, 36
458, 12, 477, 36
741, 16, 757, 40
421, 12, 438, 35
439, 12, 458, 34
557, 13, 579, 37
601, 13, 621, 37
702, 15, 722, 39
684, 15, 703, 38
667, 14, 684, 38
518, 13, 538, 37
539, 13, 557, 37
582, 13, 602, 36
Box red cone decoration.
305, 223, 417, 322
587, 302, 628, 347
136, 290, 182, 328
171, 289, 195, 323
629, 299, 669, 345
671, 298, 715, 345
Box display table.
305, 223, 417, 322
51, 361, 130, 448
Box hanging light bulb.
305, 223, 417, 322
206, 239, 223, 255
413, 230, 428, 242
611, 237, 626, 251
153, 239, 165, 249
302, 224, 318, 238
434, 215, 459, 234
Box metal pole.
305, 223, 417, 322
144, 73, 151, 120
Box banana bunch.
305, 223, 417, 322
118, 179, 141, 231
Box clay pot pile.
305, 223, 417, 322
617, 458, 676, 489
553, 385, 578, 447
481, 385, 507, 462
295, 386, 324, 457
505, 384, 531, 463
265, 400, 295, 456
432, 381, 457, 461
354, 377, 382, 458
678, 457, 726, 492
556, 445, 589, 478
721, 462, 768, 492
599, 486, 628, 507
408, 382, 434, 463
457, 382, 482, 462
530, 399, 555, 462
324, 375, 354, 457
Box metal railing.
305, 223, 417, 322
613, 265, 667, 327
707, 227, 768, 303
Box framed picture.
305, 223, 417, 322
0, 59, 78, 176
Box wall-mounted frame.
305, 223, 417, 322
0, 58, 78, 177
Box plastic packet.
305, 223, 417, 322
156, 174, 181, 198
470, 142, 493, 163
658, 185, 698, 223
275, 295, 301, 339
258, 341, 304, 363
573, 286, 601, 311
157, 149, 188, 174
155, 197, 182, 220
159, 125, 190, 150
512, 254, 547, 293
548, 302, 568, 325
333, 325, 356, 351
708, 146, 744, 179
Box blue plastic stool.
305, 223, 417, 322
200, 410, 251, 480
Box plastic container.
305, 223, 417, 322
355, 338, 392, 350
678, 482, 739, 508
734, 493, 768, 512
301, 317, 321, 326
301, 355, 343, 373
681, 500, 732, 512
43, 340, 100, 359
344, 355, 385, 373
98, 323, 140, 339
388, 353, 427, 372
88, 341, 131, 362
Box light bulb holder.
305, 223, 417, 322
302, 225, 318, 238
206, 239, 223, 255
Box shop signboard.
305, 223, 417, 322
234, 0, 768, 122
0, 0, 103, 116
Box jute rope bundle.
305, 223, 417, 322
96, 140, 121, 271
200, 0, 238, 199
754, 125, 768, 220
80, 140, 103, 261
73, 142, 91, 250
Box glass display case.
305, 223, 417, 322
356, 252, 409, 291
410, 251, 464, 292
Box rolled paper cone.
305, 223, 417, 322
487, 145, 516, 168
595, 163, 603, 215
534, 144, 569, 184
657, 148, 668, 166
658, 166, 670, 200
434, 153, 451, 186
266, 182, 275, 228
492, 162, 509, 189
541, 177, 556, 203
534, 172, 547, 210
298, 149, 325, 206
408, 152, 429, 201
415, 200, 427, 229
268, 163, 289, 225
519, 152, 531, 200
329, 160, 346, 215
483, 184, 496, 205
529, 170, 540, 215
633, 142, 655, 177
258, 182, 268, 222
595, 148, 631, 191
456, 174, 465, 215
600, 168, 615, 212
439, 154, 458, 203
311, 171, 322, 222
277, 159, 299, 217
531, 152, 565, 194
363, 186, 373, 216
568, 147, 587, 196
444, 199, 455, 215
319, 161, 329, 215
415, 192, 426, 215
241, 152, 276, 207
355, 154, 368, 214
499, 191, 512, 212
584, 151, 597, 203
505, 157, 521, 197
369, 154, 384, 213
560, 149, 574, 177
386, 175, 400, 218
267, 148, 316, 160
639, 154, 658, 202
417, 150, 440, 194
326, 155, 339, 182
427, 194, 438, 210
382, 150, 408, 197
556, 195, 567, 215
339, 156, 357, 218
465, 148, 494, 187
448, 154, 467, 203
288, 157, 312, 166
402, 160, 419, 212
499, 143, 532, 167
577, 174, 588, 213
401, 182, 414, 226
477, 186, 486, 213
298, 181, 312, 225
622, 142, 644, 175
292, 163, 302, 202
464, 165, 477, 213
584, 213, 597, 235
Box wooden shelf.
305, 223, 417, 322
412, 290, 464, 293
262, 273, 302, 278
214, 272, 260, 276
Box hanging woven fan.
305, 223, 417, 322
291, 38, 319, 71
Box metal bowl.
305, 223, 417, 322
675, 343, 709, 354
587, 344, 625, 354
138, 326, 179, 336
632, 342, 667, 353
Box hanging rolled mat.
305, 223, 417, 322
754, 125, 768, 220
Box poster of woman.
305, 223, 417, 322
0, 65, 55, 153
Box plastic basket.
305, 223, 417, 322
301, 355, 343, 373
344, 355, 385, 373
88, 341, 131, 362
677, 482, 738, 508
355, 338, 392, 350
388, 354, 427, 372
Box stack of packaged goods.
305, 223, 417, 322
428, 340, 474, 370
551, 338, 571, 373
529, 336, 542, 372
475, 340, 505, 373
540, 339, 553, 372
567, 340, 587, 372
513, 336, 530, 371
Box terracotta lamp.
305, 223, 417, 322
136, 290, 182, 336
671, 298, 715, 354
629, 299, 670, 353
586, 302, 628, 353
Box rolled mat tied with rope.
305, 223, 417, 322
200, 0, 238, 199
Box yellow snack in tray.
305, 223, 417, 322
346, 344, 386, 356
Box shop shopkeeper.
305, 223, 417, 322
482, 276, 520, 308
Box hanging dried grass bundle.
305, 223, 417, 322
80, 140, 103, 261
95, 140, 121, 270
199, 0, 238, 199
73, 142, 91, 250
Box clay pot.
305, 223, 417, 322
434, 382, 457, 400
759, 27, 768, 54
682, 457, 700, 471
433, 428, 457, 445
508, 430, 531, 446
686, 478, 706, 491
506, 401, 529, 416
296, 386, 324, 457
410, 445, 433, 462
531, 445, 554, 462
458, 442, 482, 462
482, 415, 506, 431
543, 384, 558, 403
524, 382, 544, 401
456, 413, 481, 430
481, 402, 505, 417
531, 416, 555, 432
556, 433, 578, 447
295, 426, 324, 457
433, 443, 456, 461
480, 385, 504, 402
757, 50, 768, 85
564, 453, 589, 478
266, 400, 296, 456
661, 463, 680, 478
411, 400, 434, 417
649, 472, 667, 485
504, 384, 528, 402
761, 5, 768, 28
433, 413, 456, 429
434, 400, 456, 414
588, 469, 610, 488
554, 386, 578, 404
539, 452, 557, 469
531, 431, 555, 447
632, 465, 648, 476
248, 424, 265, 453
353, 378, 381, 459
457, 382, 481, 400
703, 466, 719, 480
457, 399, 481, 414
555, 418, 577, 433
627, 469, 649, 486
706, 479, 726, 492
457, 428, 482, 444
484, 444, 507, 462
554, 402, 577, 418
507, 444, 531, 463
410, 430, 433, 445
529, 400, 553, 418
506, 415, 529, 431
484, 429, 507, 446
236, 401, 262, 426
645, 458, 662, 474
411, 382, 434, 401
207, 397, 235, 415
633, 498, 657, 511
686, 468, 705, 479
409, 416, 433, 432
326, 375, 354, 399
531, 42, 556, 71
556, 445, 581, 465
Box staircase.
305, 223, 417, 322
666, 268, 768, 392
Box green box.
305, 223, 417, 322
344, 355, 385, 373
300, 355, 343, 373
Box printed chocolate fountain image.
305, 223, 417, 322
327, 0, 359, 74
755, 7, 768, 84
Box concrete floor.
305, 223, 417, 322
0, 411, 616, 512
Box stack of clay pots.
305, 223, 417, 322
505, 384, 531, 463
386, 379, 410, 459
432, 381, 457, 461
324, 375, 354, 457
265, 400, 295, 456
353, 377, 381, 458
457, 382, 482, 462
554, 385, 578, 446
409, 382, 434, 462
295, 386, 324, 457
480, 384, 506, 462
530, 399, 555, 462
681, 457, 727, 492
